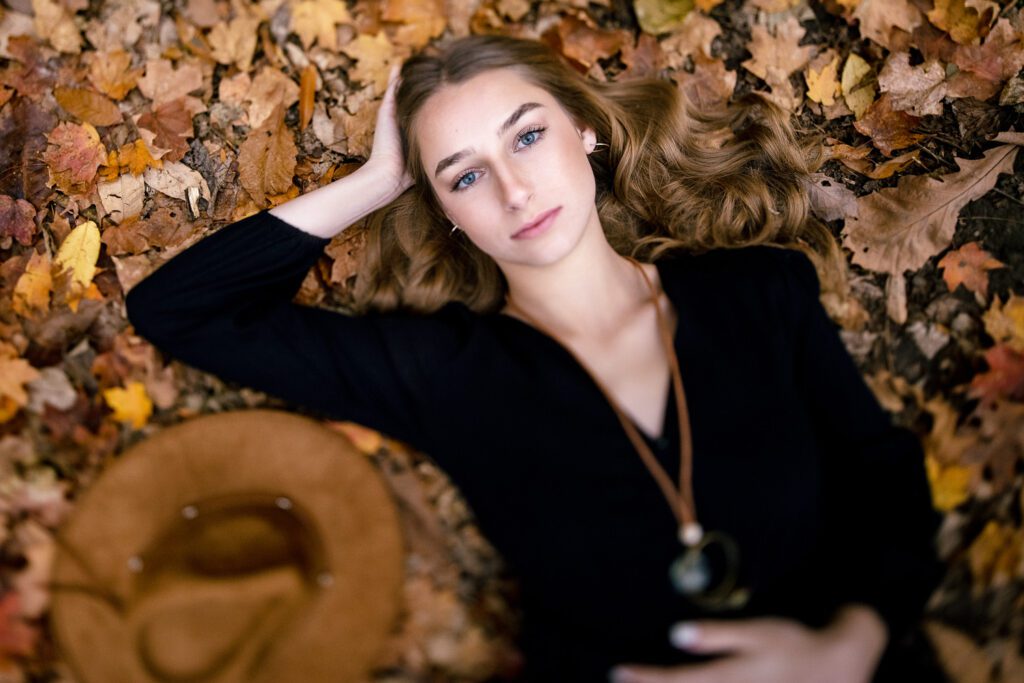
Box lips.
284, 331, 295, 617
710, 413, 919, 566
515, 206, 560, 237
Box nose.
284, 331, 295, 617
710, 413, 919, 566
493, 159, 533, 212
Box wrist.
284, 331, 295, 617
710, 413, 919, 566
822, 604, 889, 682
357, 161, 408, 205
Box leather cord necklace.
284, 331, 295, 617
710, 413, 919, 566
503, 255, 751, 611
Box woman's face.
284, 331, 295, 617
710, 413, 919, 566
414, 67, 598, 269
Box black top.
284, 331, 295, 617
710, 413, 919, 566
124, 209, 945, 682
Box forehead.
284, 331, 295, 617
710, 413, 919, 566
416, 69, 558, 159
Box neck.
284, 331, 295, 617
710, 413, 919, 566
499, 211, 658, 340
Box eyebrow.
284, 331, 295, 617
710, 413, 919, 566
433, 102, 545, 179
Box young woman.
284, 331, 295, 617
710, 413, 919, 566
125, 35, 946, 683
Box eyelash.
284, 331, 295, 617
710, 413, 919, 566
450, 125, 548, 192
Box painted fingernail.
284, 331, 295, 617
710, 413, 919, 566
669, 621, 699, 648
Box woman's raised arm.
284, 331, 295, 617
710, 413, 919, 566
123, 204, 461, 449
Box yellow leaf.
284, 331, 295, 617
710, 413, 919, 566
52, 220, 101, 312
0, 357, 41, 406
102, 381, 153, 429
291, 0, 352, 51
925, 454, 972, 511
982, 293, 1024, 354
341, 32, 397, 95
806, 54, 841, 105
12, 250, 52, 319
967, 520, 1021, 590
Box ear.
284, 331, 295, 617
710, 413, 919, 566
577, 125, 597, 153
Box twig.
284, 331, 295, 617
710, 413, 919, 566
989, 187, 1024, 208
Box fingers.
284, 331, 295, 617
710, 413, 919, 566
669, 617, 789, 655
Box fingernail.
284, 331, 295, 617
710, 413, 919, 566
608, 667, 629, 683
669, 621, 700, 648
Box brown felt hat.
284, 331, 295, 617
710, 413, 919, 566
49, 409, 405, 683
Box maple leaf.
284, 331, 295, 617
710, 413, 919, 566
805, 51, 841, 106
741, 14, 814, 85
633, 0, 695, 36
42, 121, 107, 196
12, 250, 52, 319
0, 356, 41, 407
85, 48, 142, 100
101, 380, 153, 429
927, 0, 999, 46
982, 293, 1024, 354
967, 344, 1024, 405
342, 31, 398, 95
877, 51, 948, 117
51, 219, 101, 313
32, 0, 83, 54
852, 91, 926, 156
851, 0, 923, 52
937, 241, 1006, 301
208, 14, 261, 72
136, 97, 195, 162
0, 195, 37, 248
291, 0, 353, 51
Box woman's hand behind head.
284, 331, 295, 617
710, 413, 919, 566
365, 64, 415, 199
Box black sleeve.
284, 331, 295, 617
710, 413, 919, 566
776, 249, 945, 652
124, 209, 463, 447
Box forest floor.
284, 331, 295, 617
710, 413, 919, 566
0, 0, 1023, 682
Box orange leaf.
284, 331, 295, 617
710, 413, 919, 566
937, 241, 1006, 299
967, 344, 1024, 405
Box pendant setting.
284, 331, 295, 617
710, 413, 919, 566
668, 529, 751, 611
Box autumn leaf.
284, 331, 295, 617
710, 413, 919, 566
841, 143, 1019, 322
927, 0, 999, 46
877, 51, 948, 117
291, 0, 353, 51
633, 0, 695, 36
0, 196, 37, 248
967, 344, 1024, 406
53, 86, 123, 127
852, 91, 926, 156
51, 219, 101, 313
208, 13, 261, 71
805, 51, 841, 106
237, 101, 298, 206
42, 121, 108, 196
12, 250, 52, 319
101, 380, 153, 429
982, 293, 1024, 354
86, 48, 143, 100
32, 0, 83, 54
341, 31, 398, 95
925, 454, 973, 511
937, 241, 1005, 301
0, 356, 41, 408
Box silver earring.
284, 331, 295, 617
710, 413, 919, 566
450, 223, 460, 235
591, 141, 608, 151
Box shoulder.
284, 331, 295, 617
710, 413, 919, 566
661, 244, 821, 297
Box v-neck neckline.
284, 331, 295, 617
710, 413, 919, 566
495, 258, 682, 443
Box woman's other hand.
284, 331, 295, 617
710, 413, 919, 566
365, 64, 414, 200
608, 613, 885, 683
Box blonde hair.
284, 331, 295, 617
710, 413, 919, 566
350, 34, 846, 315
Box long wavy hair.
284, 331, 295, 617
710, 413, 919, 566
349, 33, 847, 315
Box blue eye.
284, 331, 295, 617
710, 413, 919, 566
451, 125, 547, 192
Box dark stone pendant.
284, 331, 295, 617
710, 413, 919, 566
668, 529, 751, 611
